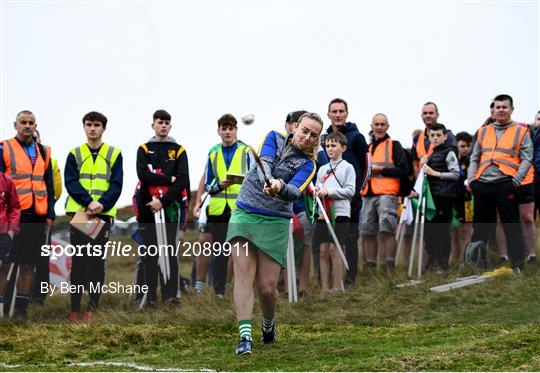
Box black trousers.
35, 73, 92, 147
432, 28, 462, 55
12, 211, 47, 265
69, 218, 111, 313
471, 180, 524, 269
32, 226, 53, 303
3, 211, 47, 312
344, 197, 361, 284
206, 207, 232, 295
424, 196, 453, 270
139, 216, 179, 304
534, 180, 540, 219
133, 254, 145, 302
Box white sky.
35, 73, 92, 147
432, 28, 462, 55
1, 0, 538, 215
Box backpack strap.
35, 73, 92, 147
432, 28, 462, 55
36, 143, 51, 169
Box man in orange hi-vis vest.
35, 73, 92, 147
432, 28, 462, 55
411, 102, 457, 177
359, 113, 410, 269
467, 95, 532, 271
0, 110, 55, 321
482, 101, 537, 266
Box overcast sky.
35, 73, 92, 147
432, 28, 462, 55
1, 0, 538, 215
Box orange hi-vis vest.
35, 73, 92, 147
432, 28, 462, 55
361, 138, 400, 196
475, 123, 526, 181
522, 125, 534, 185
415, 130, 433, 166
1, 138, 50, 215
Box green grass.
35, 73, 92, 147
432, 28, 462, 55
1, 244, 539, 371
1, 323, 538, 371
32, 200, 540, 371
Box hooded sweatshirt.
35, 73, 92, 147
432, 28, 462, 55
0, 172, 20, 234
318, 122, 368, 197
136, 136, 190, 213
315, 158, 356, 217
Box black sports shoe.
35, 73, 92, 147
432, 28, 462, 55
164, 297, 181, 308
145, 301, 158, 310
235, 337, 252, 355
366, 261, 377, 269
527, 254, 536, 264
261, 324, 276, 344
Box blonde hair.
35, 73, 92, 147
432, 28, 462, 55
296, 112, 323, 160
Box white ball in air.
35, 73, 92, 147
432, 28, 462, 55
241, 114, 255, 125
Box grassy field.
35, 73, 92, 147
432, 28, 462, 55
0, 227, 539, 372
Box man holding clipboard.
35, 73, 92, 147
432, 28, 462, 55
65, 111, 123, 322
194, 114, 250, 298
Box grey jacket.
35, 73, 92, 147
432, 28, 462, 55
236, 131, 316, 218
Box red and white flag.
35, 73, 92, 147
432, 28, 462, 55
49, 235, 72, 288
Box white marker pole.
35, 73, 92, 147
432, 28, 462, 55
395, 197, 408, 266
154, 194, 170, 284
408, 197, 423, 278
417, 196, 426, 280
286, 219, 297, 303
9, 266, 19, 317
310, 182, 349, 270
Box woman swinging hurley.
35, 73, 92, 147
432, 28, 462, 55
226, 112, 323, 355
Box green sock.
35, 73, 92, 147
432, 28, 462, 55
194, 280, 206, 293
238, 320, 252, 341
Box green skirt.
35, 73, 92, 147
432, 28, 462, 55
226, 207, 290, 267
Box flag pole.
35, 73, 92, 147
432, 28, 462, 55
310, 182, 349, 270
417, 196, 426, 280
286, 219, 297, 303
408, 196, 423, 278
395, 197, 409, 266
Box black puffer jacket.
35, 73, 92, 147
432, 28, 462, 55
427, 144, 457, 199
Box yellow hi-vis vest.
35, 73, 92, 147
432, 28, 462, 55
51, 158, 63, 201
65, 143, 121, 217
208, 142, 249, 216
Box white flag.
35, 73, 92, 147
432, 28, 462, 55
413, 168, 425, 201
402, 197, 414, 225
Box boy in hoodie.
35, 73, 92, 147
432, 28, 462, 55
0, 172, 20, 315
313, 131, 355, 291
136, 110, 190, 308
422, 124, 460, 270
